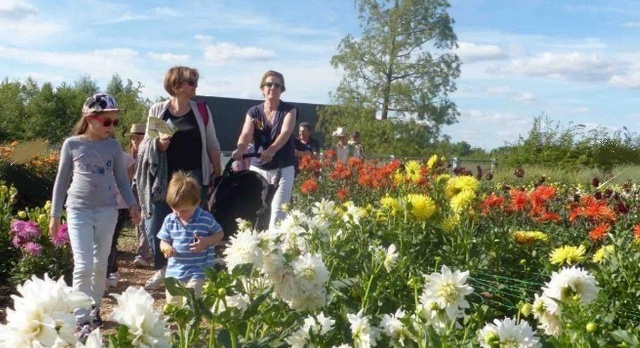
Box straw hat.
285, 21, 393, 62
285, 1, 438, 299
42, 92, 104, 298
332, 127, 347, 137
129, 123, 146, 136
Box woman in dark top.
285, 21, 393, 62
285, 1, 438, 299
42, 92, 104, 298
143, 66, 222, 289
232, 70, 297, 229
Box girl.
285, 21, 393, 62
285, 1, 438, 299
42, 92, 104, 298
49, 93, 141, 338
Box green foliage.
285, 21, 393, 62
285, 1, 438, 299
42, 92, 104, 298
500, 115, 640, 174
0, 183, 20, 294
317, 103, 439, 157
0, 74, 151, 148
0, 160, 53, 210
330, 0, 460, 129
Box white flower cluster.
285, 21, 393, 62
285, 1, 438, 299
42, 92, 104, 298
416, 265, 474, 331
532, 266, 599, 337
369, 244, 399, 273
348, 310, 380, 348
110, 287, 171, 348
478, 317, 541, 348
0, 274, 92, 347
223, 207, 332, 311
285, 312, 336, 347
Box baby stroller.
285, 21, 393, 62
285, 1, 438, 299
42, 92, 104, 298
208, 153, 272, 241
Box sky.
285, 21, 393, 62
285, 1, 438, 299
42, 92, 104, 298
2, 0, 640, 150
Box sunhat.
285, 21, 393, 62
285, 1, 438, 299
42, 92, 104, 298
332, 127, 348, 137
129, 123, 146, 135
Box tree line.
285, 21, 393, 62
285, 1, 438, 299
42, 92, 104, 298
0, 75, 151, 147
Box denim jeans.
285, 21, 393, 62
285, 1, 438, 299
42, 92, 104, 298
145, 169, 208, 270
67, 206, 118, 323
249, 165, 295, 229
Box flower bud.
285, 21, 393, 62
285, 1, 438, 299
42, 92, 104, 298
18, 211, 27, 219
484, 332, 500, 346
217, 288, 226, 297
586, 322, 597, 333
0, 185, 8, 194
519, 303, 532, 317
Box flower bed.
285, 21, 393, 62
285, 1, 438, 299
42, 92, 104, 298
2, 154, 640, 346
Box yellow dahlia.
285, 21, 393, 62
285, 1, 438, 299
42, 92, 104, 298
445, 176, 480, 199
406, 194, 437, 221
380, 195, 400, 215
592, 245, 614, 263
549, 245, 587, 266
427, 154, 439, 169
441, 215, 460, 233
393, 170, 404, 185
449, 189, 476, 214
404, 160, 422, 182
513, 231, 548, 245
436, 174, 451, 185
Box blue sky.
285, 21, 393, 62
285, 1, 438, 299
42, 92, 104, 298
2, 0, 640, 150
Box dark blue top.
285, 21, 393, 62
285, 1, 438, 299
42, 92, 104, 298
248, 101, 297, 170
164, 109, 202, 173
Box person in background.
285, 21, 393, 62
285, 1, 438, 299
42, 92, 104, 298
232, 70, 297, 229
141, 66, 222, 290
125, 123, 151, 268
106, 128, 137, 288
49, 93, 141, 340
349, 131, 365, 159
332, 127, 349, 163
294, 122, 320, 159
158, 171, 223, 305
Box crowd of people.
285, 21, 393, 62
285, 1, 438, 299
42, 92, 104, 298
49, 66, 364, 341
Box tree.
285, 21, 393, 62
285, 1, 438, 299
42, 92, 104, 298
330, 0, 460, 137
73, 75, 99, 97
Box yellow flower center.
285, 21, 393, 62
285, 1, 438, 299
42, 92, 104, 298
439, 281, 459, 304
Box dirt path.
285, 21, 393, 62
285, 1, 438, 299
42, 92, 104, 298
99, 226, 167, 336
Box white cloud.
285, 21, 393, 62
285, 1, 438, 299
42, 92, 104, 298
609, 70, 640, 88
100, 13, 152, 24
0, 1, 37, 19
512, 91, 536, 104
485, 86, 512, 95
203, 43, 276, 65
194, 34, 214, 44
147, 52, 190, 64
457, 42, 506, 63
0, 45, 139, 79
154, 7, 183, 17
491, 52, 625, 82
621, 21, 640, 28
0, 1, 63, 45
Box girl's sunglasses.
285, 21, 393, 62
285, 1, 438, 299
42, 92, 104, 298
91, 115, 119, 127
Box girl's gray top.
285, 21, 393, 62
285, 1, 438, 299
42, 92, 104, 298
51, 136, 136, 218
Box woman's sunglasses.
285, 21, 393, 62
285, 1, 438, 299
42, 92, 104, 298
91, 115, 119, 127
262, 82, 283, 89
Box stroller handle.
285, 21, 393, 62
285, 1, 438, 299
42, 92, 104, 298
222, 152, 261, 176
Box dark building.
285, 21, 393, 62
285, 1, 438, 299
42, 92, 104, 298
194, 95, 326, 152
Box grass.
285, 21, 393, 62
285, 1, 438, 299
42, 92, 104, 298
490, 164, 640, 187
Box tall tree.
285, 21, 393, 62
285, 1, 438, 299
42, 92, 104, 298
330, 0, 460, 136
73, 75, 99, 97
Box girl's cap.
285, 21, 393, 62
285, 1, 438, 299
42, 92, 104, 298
82, 93, 121, 115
